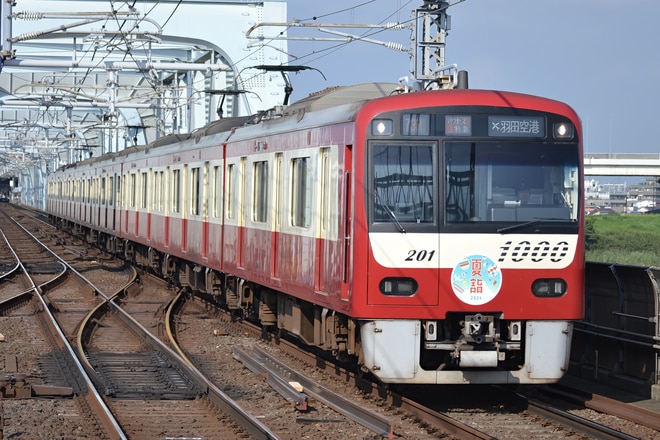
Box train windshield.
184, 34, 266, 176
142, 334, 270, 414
370, 141, 580, 231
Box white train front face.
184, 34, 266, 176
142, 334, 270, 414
350, 90, 585, 384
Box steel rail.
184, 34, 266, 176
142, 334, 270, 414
233, 347, 309, 411
211, 300, 492, 440
101, 272, 282, 440
249, 345, 395, 438
540, 385, 660, 432
525, 398, 639, 440
11, 209, 281, 439
7, 217, 127, 440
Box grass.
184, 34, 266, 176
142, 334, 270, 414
585, 214, 660, 267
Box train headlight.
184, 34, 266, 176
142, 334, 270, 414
372, 119, 393, 136
553, 122, 574, 139
379, 277, 418, 296
531, 278, 567, 297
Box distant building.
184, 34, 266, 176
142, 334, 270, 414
585, 178, 660, 214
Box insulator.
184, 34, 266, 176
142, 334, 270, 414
383, 42, 407, 52
383, 22, 407, 30
14, 11, 45, 20
15, 32, 42, 40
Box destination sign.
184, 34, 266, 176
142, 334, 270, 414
488, 116, 545, 137
402, 113, 431, 136
445, 115, 472, 136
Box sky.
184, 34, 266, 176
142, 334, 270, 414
283, 0, 660, 156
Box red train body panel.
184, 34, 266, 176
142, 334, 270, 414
47, 83, 584, 384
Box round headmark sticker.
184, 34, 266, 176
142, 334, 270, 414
451, 255, 502, 306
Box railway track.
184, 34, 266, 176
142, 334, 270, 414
3, 203, 658, 439
0, 205, 277, 439
187, 294, 660, 439
79, 271, 266, 438
0, 208, 123, 438
170, 296, 427, 439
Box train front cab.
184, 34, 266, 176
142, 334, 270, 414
352, 91, 585, 384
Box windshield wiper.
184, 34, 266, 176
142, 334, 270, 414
496, 217, 570, 234
374, 192, 406, 233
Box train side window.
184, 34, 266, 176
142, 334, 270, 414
140, 172, 148, 209
129, 173, 137, 208
203, 161, 209, 218
157, 171, 165, 211
274, 153, 283, 229
253, 160, 268, 223
116, 176, 121, 207
152, 171, 160, 211
291, 156, 311, 228
161, 171, 166, 211
226, 163, 235, 219
319, 148, 332, 232
108, 177, 114, 206
163, 168, 169, 213
172, 169, 181, 214
213, 165, 222, 218
191, 167, 200, 216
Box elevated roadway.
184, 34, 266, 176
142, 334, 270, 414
584, 153, 660, 176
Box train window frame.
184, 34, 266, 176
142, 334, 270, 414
108, 176, 114, 206
252, 160, 269, 223
171, 168, 181, 214
319, 148, 331, 233
290, 155, 312, 228
100, 177, 106, 205
368, 141, 438, 231
140, 171, 148, 209
203, 161, 210, 219
226, 163, 235, 220
129, 173, 137, 208
213, 165, 222, 218
158, 170, 165, 211
162, 168, 169, 214
274, 153, 283, 231
90, 178, 95, 205
191, 166, 201, 216
152, 170, 160, 211
94, 177, 98, 205
116, 176, 122, 208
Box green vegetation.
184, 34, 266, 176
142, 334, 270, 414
585, 214, 660, 267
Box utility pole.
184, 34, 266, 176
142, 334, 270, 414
410, 1, 458, 90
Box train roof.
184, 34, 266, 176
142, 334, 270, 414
282, 82, 400, 115
52, 82, 403, 173
125, 82, 401, 150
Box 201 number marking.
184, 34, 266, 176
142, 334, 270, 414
405, 249, 436, 262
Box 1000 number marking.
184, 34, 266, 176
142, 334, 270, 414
499, 240, 569, 263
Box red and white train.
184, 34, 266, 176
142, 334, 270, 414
47, 81, 584, 384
